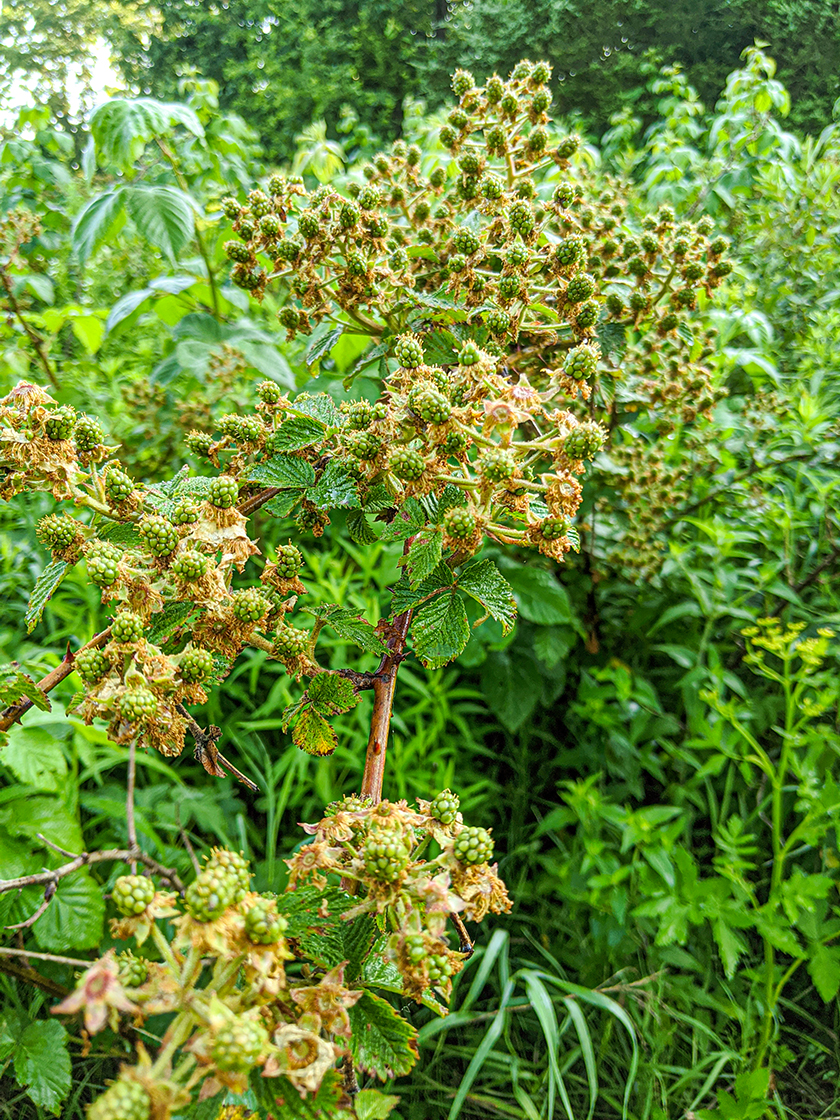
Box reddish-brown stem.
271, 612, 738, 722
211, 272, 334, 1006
359, 607, 412, 803
0, 628, 112, 733
0, 269, 60, 390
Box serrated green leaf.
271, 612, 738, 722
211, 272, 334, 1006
328, 617, 388, 655
342, 915, 380, 982
0, 724, 67, 791
808, 942, 840, 1002
0, 665, 50, 712
307, 673, 360, 716
346, 510, 378, 544
264, 493, 303, 519
98, 522, 142, 547
71, 189, 125, 263
271, 415, 327, 451
254, 1069, 344, 1119
305, 325, 344, 367
506, 567, 572, 625
309, 459, 361, 510
348, 990, 419, 1079
291, 393, 342, 426
292, 708, 338, 756
481, 650, 543, 732
353, 1089, 401, 1120
147, 602, 201, 645
13, 1020, 71, 1115
33, 871, 105, 952
404, 531, 443, 587
91, 97, 203, 173
390, 565, 454, 615
379, 498, 426, 542
123, 185, 195, 262
412, 591, 470, 668
458, 560, 516, 634
276, 884, 355, 939
247, 455, 316, 489
0, 795, 82, 854
24, 560, 69, 633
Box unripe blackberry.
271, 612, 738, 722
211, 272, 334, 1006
657, 205, 675, 225
112, 875, 155, 916
458, 341, 481, 366
346, 251, 368, 278
138, 515, 179, 557
553, 237, 586, 268
674, 287, 697, 308
274, 543, 302, 577
709, 236, 728, 255
485, 308, 512, 336
208, 476, 238, 509
507, 243, 529, 269
212, 1019, 269, 1073
696, 215, 714, 236
530, 88, 551, 113
405, 932, 426, 964
104, 467, 133, 504
347, 430, 382, 460
179, 646, 214, 683
516, 179, 537, 200
120, 687, 158, 724
447, 107, 468, 130
87, 542, 121, 586
453, 227, 480, 256
629, 290, 649, 312
565, 273, 596, 303
441, 430, 469, 457
184, 865, 236, 922
683, 261, 704, 282
458, 151, 481, 176
169, 499, 199, 526
406, 143, 422, 166
111, 610, 144, 643
296, 507, 328, 536
430, 789, 460, 825
236, 215, 256, 240
221, 196, 241, 220
206, 848, 251, 902
500, 91, 518, 115
232, 587, 269, 623
374, 152, 391, 174
606, 293, 624, 316
556, 134, 580, 159
659, 312, 679, 332
338, 201, 360, 230
454, 825, 494, 865
563, 421, 605, 459
479, 447, 516, 482
528, 126, 548, 153
278, 306, 301, 332
390, 446, 426, 481
626, 256, 648, 278
413, 200, 431, 222
356, 185, 379, 210
259, 213, 281, 239
711, 261, 733, 278
428, 952, 454, 982
564, 344, 598, 380
245, 897, 288, 944
363, 829, 412, 881
273, 625, 309, 659
394, 334, 424, 369
497, 275, 521, 300
553, 182, 575, 207
540, 516, 571, 540
231, 264, 264, 290
365, 215, 389, 239
224, 239, 252, 263
256, 381, 283, 406
451, 68, 475, 97
449, 253, 467, 273
267, 173, 285, 195
87, 1078, 150, 1120
507, 200, 534, 237
75, 647, 110, 683
75, 415, 104, 451
245, 190, 270, 218
429, 167, 446, 189
44, 406, 76, 441
296, 209, 320, 241
117, 951, 148, 989
172, 550, 209, 581
485, 74, 504, 102
273, 238, 302, 263
444, 507, 477, 541
408, 386, 451, 425
184, 430, 214, 457
511, 59, 533, 82
575, 300, 599, 330
481, 175, 505, 202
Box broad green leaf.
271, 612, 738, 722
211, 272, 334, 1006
0, 725, 67, 791
390, 564, 454, 615
379, 497, 425, 542
275, 884, 355, 939
458, 559, 516, 633
305, 325, 344, 367
13, 1020, 71, 1115
254, 1069, 344, 1118
247, 455, 315, 489
307, 672, 360, 716
346, 510, 378, 544
309, 459, 361, 510
348, 990, 419, 1079
354, 1089, 401, 1120
291, 393, 342, 426
69, 313, 105, 354
534, 625, 575, 667
72, 189, 126, 262
147, 602, 201, 645
271, 415, 327, 451
123, 185, 195, 262
33, 871, 105, 952
481, 650, 542, 732
91, 97, 203, 173
412, 592, 470, 668
306, 608, 387, 654
0, 664, 50, 711
292, 708, 338, 756
404, 531, 443, 587
24, 559, 68, 633
808, 942, 840, 1002
506, 567, 572, 625
0, 795, 83, 854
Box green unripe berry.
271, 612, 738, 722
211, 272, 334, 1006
563, 344, 598, 380
231, 587, 269, 623
273, 625, 309, 659
221, 196, 242, 220
449, 253, 467, 273
74, 647, 110, 683
430, 789, 460, 825
540, 516, 571, 541
212, 1020, 269, 1074
390, 446, 426, 481
451, 68, 475, 97
247, 189, 271, 217
553, 182, 575, 207
507, 200, 534, 237
278, 306, 301, 332
444, 506, 477, 541
44, 406, 76, 441
184, 430, 214, 457
231, 263, 264, 290
659, 312, 679, 332
274, 543, 303, 578
105, 468, 134, 503
112, 875, 155, 916
120, 687, 158, 723
394, 334, 424, 369
363, 829, 412, 881
259, 213, 281, 238
528, 126, 548, 153
479, 447, 516, 482
458, 341, 481, 366
185, 866, 235, 923
407, 144, 422, 166
138, 515, 179, 557
206, 848, 251, 902
74, 415, 104, 452
500, 92, 518, 115
674, 287, 697, 308
556, 134, 580, 159
606, 293, 624, 316
453, 227, 480, 256
405, 933, 426, 963
441, 430, 469, 457
87, 1079, 150, 1120
429, 167, 446, 188
575, 300, 599, 329
563, 421, 605, 459
485, 308, 512, 336
87, 542, 121, 587
208, 476, 238, 509
224, 239, 252, 263
565, 273, 596, 303
497, 275, 521, 300
481, 174, 505, 199
257, 380, 283, 404
172, 550, 209, 581
408, 386, 451, 425
179, 646, 214, 683
171, 499, 200, 525
347, 430, 382, 460
458, 151, 481, 176
245, 898, 288, 944
485, 74, 504, 103
553, 237, 586, 268
413, 200, 431, 222
117, 951, 148, 989
453, 825, 494, 865
111, 610, 144, 644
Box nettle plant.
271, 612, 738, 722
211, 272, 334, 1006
0, 60, 729, 1118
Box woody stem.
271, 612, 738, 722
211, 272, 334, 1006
359, 607, 412, 803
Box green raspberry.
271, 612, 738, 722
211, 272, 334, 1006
87, 542, 121, 587
453, 227, 480, 256
363, 829, 412, 881
138, 515, 179, 557
172, 550, 209, 581
117, 951, 148, 989
74, 415, 104, 452
408, 386, 451, 425
444, 507, 477, 541
206, 848, 251, 902
430, 789, 460, 826
105, 468, 134, 503
112, 875, 155, 916
346, 430, 382, 460
212, 1019, 269, 1073
453, 825, 494, 866
171, 499, 200, 525
37, 515, 80, 554
272, 625, 309, 659
390, 446, 426, 481
111, 610, 144, 643
74, 647, 110, 683
87, 1078, 150, 1120
394, 334, 424, 369
44, 406, 76, 441
273, 544, 303, 578
540, 516, 571, 541
185, 865, 236, 922
245, 898, 288, 944
565, 273, 596, 304
224, 239, 252, 263
479, 447, 516, 483
120, 687, 158, 723
179, 646, 214, 684
231, 587, 269, 623
563, 344, 598, 381
208, 476, 238, 509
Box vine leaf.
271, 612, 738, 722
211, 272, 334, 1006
307, 672, 361, 716
346, 510, 378, 544
390, 564, 454, 616
255, 1068, 344, 1119
347, 990, 419, 1079
24, 560, 69, 633
412, 591, 470, 668
354, 1089, 402, 1120
458, 559, 517, 633
305, 324, 344, 367
379, 497, 425, 542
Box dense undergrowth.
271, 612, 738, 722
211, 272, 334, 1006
1, 46, 839, 1120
